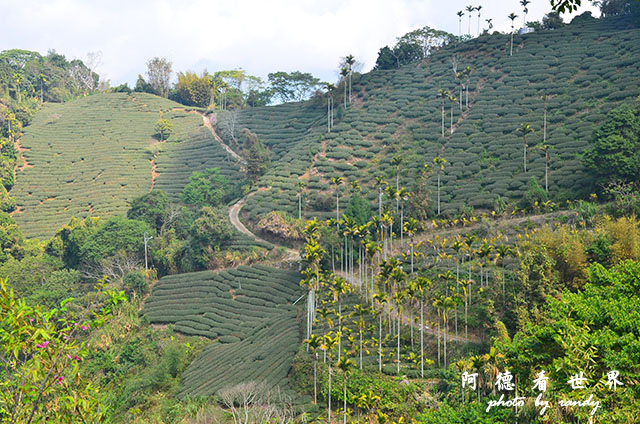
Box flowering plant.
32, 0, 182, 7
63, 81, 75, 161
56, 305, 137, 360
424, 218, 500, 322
0, 278, 125, 424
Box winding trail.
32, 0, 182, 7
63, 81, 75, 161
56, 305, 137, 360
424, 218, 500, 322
203, 114, 247, 168
229, 196, 300, 262
198, 114, 299, 263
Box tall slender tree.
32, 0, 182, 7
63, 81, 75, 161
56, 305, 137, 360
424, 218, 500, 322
476, 5, 483, 36
463, 66, 473, 109
340, 67, 349, 108
508, 13, 519, 56
486, 18, 493, 32
457, 10, 465, 37
394, 289, 406, 374
373, 291, 389, 373
449, 92, 458, 134
538, 143, 552, 193
521, 0, 531, 27
404, 218, 421, 273
336, 356, 355, 424
375, 176, 387, 216
433, 156, 447, 215
517, 123, 534, 173
305, 334, 322, 404
410, 276, 432, 378
323, 333, 339, 423
345, 54, 356, 104
326, 83, 336, 132
438, 88, 449, 137
297, 181, 306, 219
392, 155, 403, 204
332, 176, 344, 222
466, 5, 476, 34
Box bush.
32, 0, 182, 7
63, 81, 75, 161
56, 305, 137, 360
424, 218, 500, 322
124, 270, 149, 298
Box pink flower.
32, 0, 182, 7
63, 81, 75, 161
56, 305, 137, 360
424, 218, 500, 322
36, 341, 49, 349
80, 324, 88, 331
55, 376, 64, 385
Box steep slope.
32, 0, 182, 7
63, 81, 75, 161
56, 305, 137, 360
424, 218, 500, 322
11, 93, 244, 239
217, 15, 640, 223
143, 264, 303, 397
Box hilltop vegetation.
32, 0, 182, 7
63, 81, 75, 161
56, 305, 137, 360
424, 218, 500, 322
213, 14, 640, 228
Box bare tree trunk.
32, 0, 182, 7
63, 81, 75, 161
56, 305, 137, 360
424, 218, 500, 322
420, 299, 424, 378
328, 366, 332, 423
379, 314, 382, 372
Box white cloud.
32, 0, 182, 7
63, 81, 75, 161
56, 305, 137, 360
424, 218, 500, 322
0, 0, 600, 86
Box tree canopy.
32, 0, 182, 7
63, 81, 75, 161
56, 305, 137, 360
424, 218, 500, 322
583, 97, 640, 185
181, 167, 231, 207
267, 71, 322, 103
374, 26, 455, 70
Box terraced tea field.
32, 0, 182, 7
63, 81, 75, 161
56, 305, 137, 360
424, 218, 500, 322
153, 111, 245, 200
232, 15, 640, 222
11, 93, 198, 238
143, 264, 302, 396
11, 92, 247, 239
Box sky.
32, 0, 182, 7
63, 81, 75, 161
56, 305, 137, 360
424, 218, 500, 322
1, 0, 600, 87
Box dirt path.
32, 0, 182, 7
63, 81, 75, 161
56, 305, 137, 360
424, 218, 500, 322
229, 197, 260, 240
202, 114, 247, 168
229, 196, 300, 262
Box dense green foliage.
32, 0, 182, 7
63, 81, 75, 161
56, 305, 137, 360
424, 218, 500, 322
583, 97, 640, 185
0, 280, 124, 423
496, 260, 640, 422
180, 167, 231, 207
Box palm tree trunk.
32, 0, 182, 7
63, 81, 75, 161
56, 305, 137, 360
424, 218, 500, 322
465, 285, 469, 341
437, 172, 441, 215
437, 321, 441, 367
510, 32, 514, 56
441, 103, 445, 137
450, 104, 454, 134
314, 354, 318, 404
338, 302, 342, 361
379, 314, 382, 373
420, 298, 424, 378
466, 84, 469, 109
360, 325, 363, 370
343, 376, 347, 424
397, 313, 401, 375
444, 316, 447, 368
400, 202, 404, 248
410, 308, 414, 350
328, 366, 332, 423
328, 97, 331, 132
411, 243, 414, 273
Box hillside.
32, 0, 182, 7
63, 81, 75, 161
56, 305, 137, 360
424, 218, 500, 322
11, 93, 243, 239
12, 16, 639, 238
212, 14, 640, 224
144, 264, 303, 397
